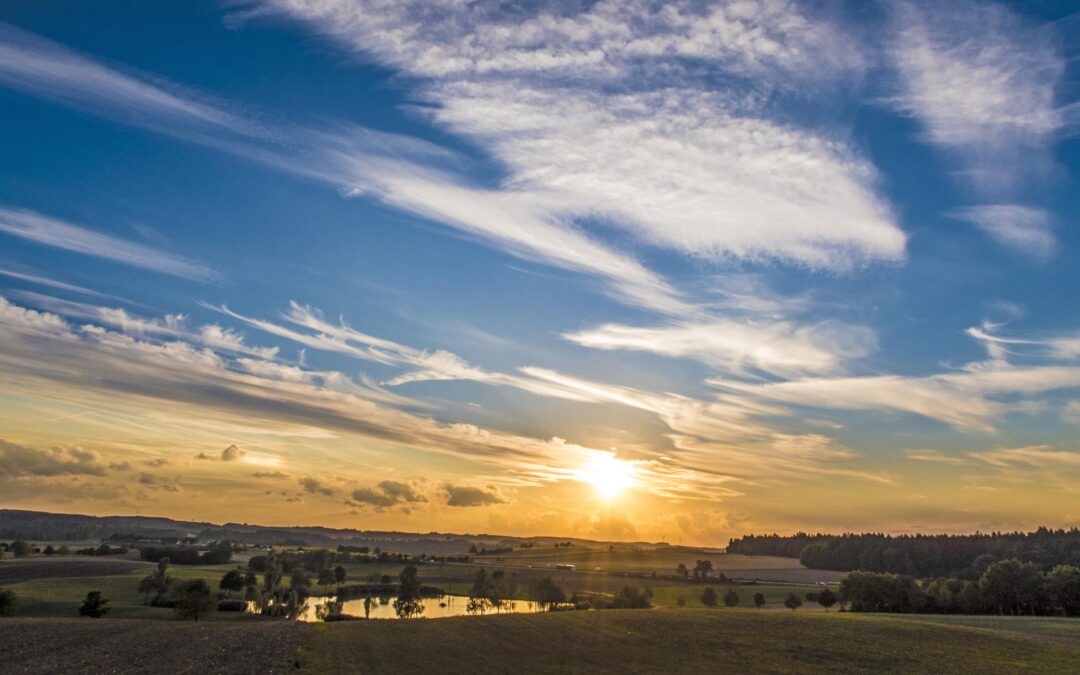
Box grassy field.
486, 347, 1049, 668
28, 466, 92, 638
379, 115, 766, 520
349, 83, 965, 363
0, 559, 247, 620
297, 609, 1080, 674
473, 546, 842, 583
0, 618, 302, 673
0, 553, 830, 619
885, 614, 1080, 649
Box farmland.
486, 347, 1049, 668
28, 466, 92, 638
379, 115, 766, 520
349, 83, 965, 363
3, 545, 1080, 673
0, 618, 302, 673
298, 609, 1080, 673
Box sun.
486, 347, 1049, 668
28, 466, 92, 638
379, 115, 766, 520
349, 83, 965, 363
579, 453, 635, 500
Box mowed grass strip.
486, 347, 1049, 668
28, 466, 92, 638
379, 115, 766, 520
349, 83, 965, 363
0, 618, 303, 674
298, 609, 1080, 674
0, 557, 154, 584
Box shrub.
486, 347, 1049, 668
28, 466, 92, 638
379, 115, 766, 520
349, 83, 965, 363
0, 588, 16, 617
174, 579, 215, 621
78, 591, 110, 618
700, 587, 718, 608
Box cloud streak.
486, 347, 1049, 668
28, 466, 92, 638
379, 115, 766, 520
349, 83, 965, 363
0, 206, 217, 281
255, 0, 906, 272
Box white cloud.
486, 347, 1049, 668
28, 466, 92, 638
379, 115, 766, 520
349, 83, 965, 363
254, 0, 906, 272
565, 318, 874, 377
0, 22, 264, 141
950, 205, 1054, 258
888, 0, 1073, 194
0, 206, 217, 281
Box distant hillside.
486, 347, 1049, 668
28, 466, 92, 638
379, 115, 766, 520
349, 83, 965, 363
0, 509, 667, 555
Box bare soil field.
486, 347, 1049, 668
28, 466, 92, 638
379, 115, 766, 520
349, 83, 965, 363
0, 618, 303, 674
0, 558, 154, 583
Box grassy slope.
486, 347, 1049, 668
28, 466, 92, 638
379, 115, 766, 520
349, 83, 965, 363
0, 618, 302, 674
298, 609, 1080, 674
884, 614, 1080, 649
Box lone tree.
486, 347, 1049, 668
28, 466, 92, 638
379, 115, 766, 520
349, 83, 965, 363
700, 587, 718, 608
784, 593, 803, 611
676, 563, 689, 579
723, 589, 740, 607
220, 569, 245, 598
11, 540, 31, 558
393, 565, 425, 619
317, 567, 336, 592
137, 557, 172, 604
753, 592, 766, 609
693, 560, 714, 580
334, 565, 347, 591
78, 591, 110, 618
0, 588, 16, 617
817, 588, 837, 611
174, 579, 215, 621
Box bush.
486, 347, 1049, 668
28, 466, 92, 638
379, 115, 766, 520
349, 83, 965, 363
78, 591, 110, 618
700, 587, 718, 608
0, 588, 16, 617
174, 579, 215, 621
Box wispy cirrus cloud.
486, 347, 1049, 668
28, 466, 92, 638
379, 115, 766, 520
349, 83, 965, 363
715, 321, 1080, 433
888, 1, 1076, 257
565, 318, 874, 378
251, 0, 905, 272
0, 206, 218, 281
888, 1, 1075, 191
949, 205, 1055, 259
0, 24, 688, 315
0, 22, 266, 141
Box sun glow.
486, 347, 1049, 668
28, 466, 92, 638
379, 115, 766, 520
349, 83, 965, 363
579, 453, 635, 500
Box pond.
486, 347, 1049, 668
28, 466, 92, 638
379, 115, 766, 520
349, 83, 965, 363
298, 594, 547, 621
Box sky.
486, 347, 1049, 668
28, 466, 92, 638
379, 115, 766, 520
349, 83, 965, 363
0, 0, 1079, 546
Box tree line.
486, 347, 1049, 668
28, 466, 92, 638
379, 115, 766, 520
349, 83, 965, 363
839, 560, 1080, 616
727, 528, 1080, 578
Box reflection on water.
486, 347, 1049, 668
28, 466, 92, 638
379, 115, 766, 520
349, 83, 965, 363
299, 594, 546, 622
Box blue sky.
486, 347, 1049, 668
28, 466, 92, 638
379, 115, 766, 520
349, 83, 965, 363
0, 0, 1078, 544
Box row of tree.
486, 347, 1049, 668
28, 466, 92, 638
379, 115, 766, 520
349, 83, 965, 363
839, 560, 1080, 616
726, 528, 1080, 578
139, 543, 232, 566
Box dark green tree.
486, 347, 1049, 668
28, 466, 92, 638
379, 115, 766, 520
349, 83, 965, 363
317, 567, 336, 592
693, 559, 713, 580
11, 540, 31, 558
723, 589, 740, 607
1045, 565, 1080, 616
78, 591, 110, 618
0, 588, 16, 617
333, 565, 347, 590
393, 565, 425, 618
979, 559, 1043, 616
700, 587, 718, 607
753, 592, 766, 608
783, 593, 803, 611
173, 579, 215, 621
818, 588, 837, 611
220, 569, 245, 598
529, 577, 566, 611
